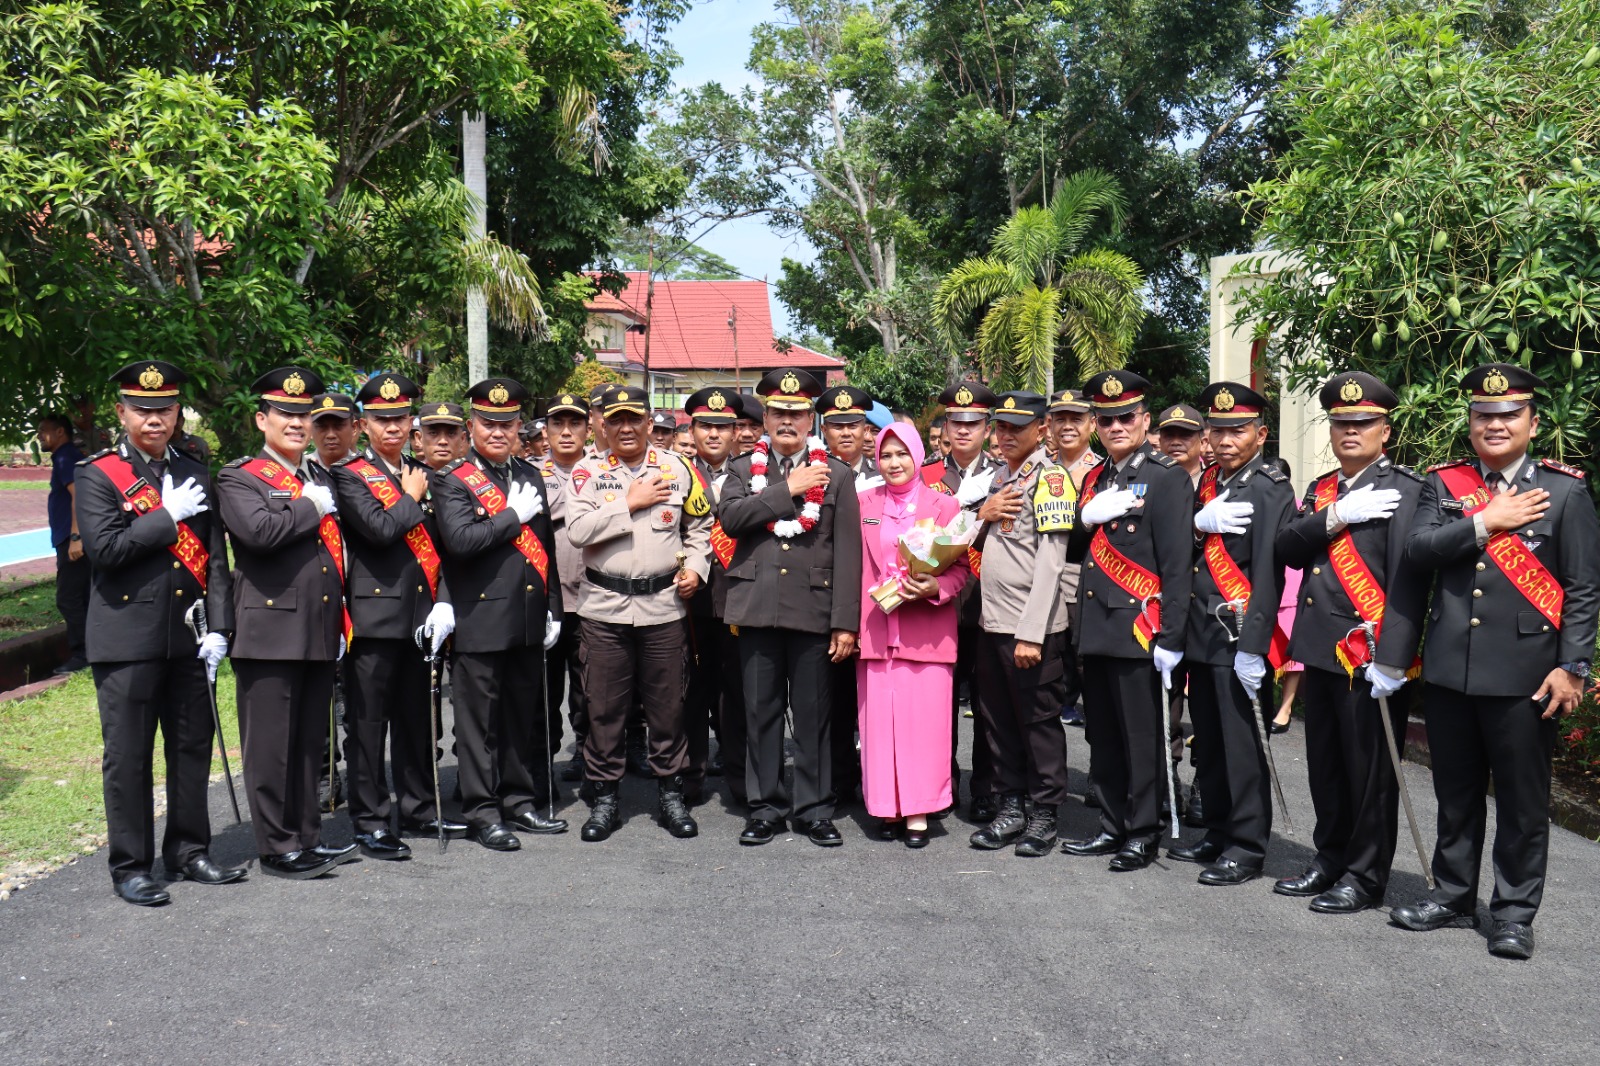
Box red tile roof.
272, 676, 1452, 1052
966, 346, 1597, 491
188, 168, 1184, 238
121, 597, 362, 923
587, 272, 844, 373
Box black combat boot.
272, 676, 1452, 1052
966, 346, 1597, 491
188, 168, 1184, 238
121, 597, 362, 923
580, 782, 621, 843
969, 793, 1026, 850
658, 775, 699, 838
1013, 806, 1058, 857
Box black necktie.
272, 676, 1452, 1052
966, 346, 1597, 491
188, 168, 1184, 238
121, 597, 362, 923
148, 459, 167, 482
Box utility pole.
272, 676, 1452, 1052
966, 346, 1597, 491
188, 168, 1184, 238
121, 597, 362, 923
728, 305, 740, 390
640, 227, 655, 405
463, 112, 488, 384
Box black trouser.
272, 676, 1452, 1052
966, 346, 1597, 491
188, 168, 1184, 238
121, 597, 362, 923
1168, 661, 1192, 769
683, 611, 722, 792
55, 543, 89, 664
1188, 662, 1272, 867
974, 632, 1069, 809
234, 659, 335, 857
715, 622, 748, 807
831, 655, 862, 802
1300, 666, 1404, 898
547, 609, 584, 748
93, 658, 214, 882
450, 647, 546, 829
582, 618, 688, 784
344, 637, 434, 832
739, 626, 832, 823
1082, 654, 1165, 846
951, 624, 991, 798
1423, 685, 1556, 925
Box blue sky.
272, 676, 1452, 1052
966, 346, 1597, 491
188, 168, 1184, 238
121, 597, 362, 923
663, 0, 815, 332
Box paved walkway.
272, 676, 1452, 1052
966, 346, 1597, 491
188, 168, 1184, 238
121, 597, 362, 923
2, 708, 1598, 1065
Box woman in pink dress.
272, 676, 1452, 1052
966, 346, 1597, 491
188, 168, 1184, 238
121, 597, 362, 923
856, 423, 971, 848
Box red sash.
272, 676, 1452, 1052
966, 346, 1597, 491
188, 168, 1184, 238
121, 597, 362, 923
1080, 465, 1161, 650
1197, 465, 1289, 668
93, 453, 210, 591
1311, 472, 1402, 676
345, 457, 441, 600
451, 463, 550, 588
709, 521, 736, 569
242, 458, 352, 642
922, 462, 953, 492
1435, 463, 1563, 628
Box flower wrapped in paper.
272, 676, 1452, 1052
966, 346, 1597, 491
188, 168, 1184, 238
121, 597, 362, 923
870, 513, 980, 612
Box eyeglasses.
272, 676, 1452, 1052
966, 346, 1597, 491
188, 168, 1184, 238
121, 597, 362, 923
1095, 412, 1140, 427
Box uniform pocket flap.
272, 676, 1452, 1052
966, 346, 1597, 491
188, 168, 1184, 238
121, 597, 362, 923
809, 567, 833, 589
1517, 611, 1554, 635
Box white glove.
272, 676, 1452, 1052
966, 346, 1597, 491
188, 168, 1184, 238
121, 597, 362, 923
955, 467, 997, 508
162, 474, 208, 523
508, 481, 543, 523
300, 482, 337, 517
1195, 490, 1253, 535
196, 632, 228, 683
338, 634, 346, 662
1153, 645, 1184, 690
423, 601, 455, 654
1234, 650, 1267, 699
1366, 662, 1407, 699
1334, 484, 1402, 526
1080, 487, 1137, 527
543, 611, 561, 651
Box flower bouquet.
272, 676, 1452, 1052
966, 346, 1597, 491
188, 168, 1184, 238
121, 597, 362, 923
869, 512, 980, 613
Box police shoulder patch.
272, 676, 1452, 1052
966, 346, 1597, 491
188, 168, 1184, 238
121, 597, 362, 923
1258, 464, 1288, 483
79, 448, 115, 467
1540, 458, 1586, 479
334, 453, 363, 468
1426, 458, 1470, 473
439, 458, 467, 475
1392, 464, 1424, 483
224, 456, 251, 469
1032, 463, 1078, 533
1147, 452, 1178, 468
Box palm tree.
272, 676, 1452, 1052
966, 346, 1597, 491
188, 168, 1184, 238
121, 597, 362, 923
934, 169, 1145, 394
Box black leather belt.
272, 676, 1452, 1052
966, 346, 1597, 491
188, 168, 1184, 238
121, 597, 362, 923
585, 568, 678, 595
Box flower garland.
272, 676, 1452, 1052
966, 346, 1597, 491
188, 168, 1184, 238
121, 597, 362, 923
749, 434, 827, 537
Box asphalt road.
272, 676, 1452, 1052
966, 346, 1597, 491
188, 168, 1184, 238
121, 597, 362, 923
3, 706, 1598, 1066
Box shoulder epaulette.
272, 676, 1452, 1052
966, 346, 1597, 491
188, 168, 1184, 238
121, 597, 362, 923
1392, 464, 1424, 483
223, 456, 251, 469
1148, 452, 1177, 468
1426, 459, 1470, 473
1540, 458, 1586, 479
439, 458, 467, 475
79, 448, 115, 467
1258, 464, 1288, 483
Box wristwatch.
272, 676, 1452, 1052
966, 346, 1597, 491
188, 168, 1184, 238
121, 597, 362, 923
69, 533, 81, 542
1560, 661, 1591, 678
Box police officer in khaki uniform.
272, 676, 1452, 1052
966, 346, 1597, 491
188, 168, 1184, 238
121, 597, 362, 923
1046, 388, 1098, 732
540, 392, 593, 783
968, 392, 1073, 856
567, 384, 713, 841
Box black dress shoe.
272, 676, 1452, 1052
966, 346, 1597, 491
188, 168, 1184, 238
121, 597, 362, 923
259, 851, 342, 879
904, 826, 929, 849
1270, 717, 1292, 735
1168, 840, 1224, 865
310, 841, 360, 864
1060, 831, 1122, 856
875, 819, 902, 841
1108, 839, 1156, 872
473, 823, 522, 852
354, 829, 413, 860
509, 808, 570, 835
969, 795, 1026, 850
739, 817, 783, 846
580, 785, 621, 842
1198, 858, 1261, 886
1274, 867, 1336, 897
113, 874, 170, 906
1309, 883, 1378, 914
172, 854, 246, 884
795, 818, 843, 847
1390, 898, 1479, 931
1013, 810, 1058, 858
1487, 920, 1534, 960
402, 818, 469, 839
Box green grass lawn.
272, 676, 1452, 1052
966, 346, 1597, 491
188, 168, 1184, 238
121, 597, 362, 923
0, 480, 50, 490
0, 577, 60, 639
0, 663, 241, 866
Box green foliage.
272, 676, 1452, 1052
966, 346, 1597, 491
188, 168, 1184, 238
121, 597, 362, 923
560, 357, 625, 397
840, 344, 945, 417
1239, 0, 1600, 475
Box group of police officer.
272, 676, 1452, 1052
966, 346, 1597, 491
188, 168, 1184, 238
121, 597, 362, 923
77, 355, 1597, 962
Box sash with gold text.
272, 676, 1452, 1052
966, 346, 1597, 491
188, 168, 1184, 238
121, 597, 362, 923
451, 463, 550, 588
242, 458, 352, 641
93, 453, 210, 591
345, 457, 441, 600
1435, 463, 1563, 629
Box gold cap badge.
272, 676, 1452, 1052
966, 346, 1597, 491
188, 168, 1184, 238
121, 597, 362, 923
284, 372, 306, 396
436, 404, 449, 415
378, 377, 401, 401
321, 396, 335, 409
616, 390, 629, 402
1483, 369, 1509, 394
1340, 378, 1363, 403
954, 386, 974, 406
1214, 387, 1236, 412
138, 365, 165, 390
1003, 396, 1017, 410
1102, 377, 1124, 399
560, 394, 574, 406
834, 391, 852, 409
488, 384, 510, 405
780, 372, 800, 394
708, 391, 727, 410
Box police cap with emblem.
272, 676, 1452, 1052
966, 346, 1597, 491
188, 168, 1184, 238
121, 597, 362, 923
756, 367, 823, 411
818, 384, 873, 423
1082, 369, 1151, 416
253, 366, 325, 414
938, 381, 997, 422
685, 386, 738, 424
310, 392, 356, 422
1197, 380, 1269, 427
419, 401, 465, 427
596, 383, 649, 419
736, 393, 765, 423
990, 390, 1048, 426
1156, 403, 1204, 431
110, 361, 187, 409
1318, 371, 1398, 422
546, 391, 589, 418
465, 377, 529, 422
650, 410, 676, 431
1048, 388, 1092, 415
356, 371, 421, 414
1463, 362, 1544, 415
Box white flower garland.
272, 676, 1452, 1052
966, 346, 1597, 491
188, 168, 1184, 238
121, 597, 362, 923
750, 434, 827, 538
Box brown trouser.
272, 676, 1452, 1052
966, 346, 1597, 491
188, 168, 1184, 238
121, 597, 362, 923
581, 617, 688, 783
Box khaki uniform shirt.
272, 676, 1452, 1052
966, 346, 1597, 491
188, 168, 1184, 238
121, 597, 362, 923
568, 448, 713, 626
1057, 448, 1099, 606
979, 447, 1071, 643
540, 455, 585, 611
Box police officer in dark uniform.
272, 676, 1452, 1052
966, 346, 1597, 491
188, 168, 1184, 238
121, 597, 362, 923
216, 367, 352, 880
78, 361, 241, 905
1166, 381, 1293, 886
718, 368, 862, 846
922, 382, 1002, 819
733, 394, 764, 456
1061, 370, 1193, 872
1273, 372, 1428, 912
329, 372, 463, 856
431, 377, 566, 851
1392, 363, 1600, 959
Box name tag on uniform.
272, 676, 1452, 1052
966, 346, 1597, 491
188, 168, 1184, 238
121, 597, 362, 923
364, 473, 388, 483
1441, 499, 1464, 513
863, 518, 880, 525
122, 478, 149, 499
269, 490, 295, 500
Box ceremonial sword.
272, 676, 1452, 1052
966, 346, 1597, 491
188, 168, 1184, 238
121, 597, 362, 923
183, 601, 242, 823
1218, 600, 1294, 835
414, 625, 447, 854
1361, 625, 1434, 889
1144, 593, 1180, 839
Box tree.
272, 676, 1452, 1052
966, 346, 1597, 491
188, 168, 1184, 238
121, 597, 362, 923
1238, 0, 1600, 477
934, 170, 1144, 393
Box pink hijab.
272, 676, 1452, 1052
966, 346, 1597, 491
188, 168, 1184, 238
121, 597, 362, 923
875, 422, 925, 519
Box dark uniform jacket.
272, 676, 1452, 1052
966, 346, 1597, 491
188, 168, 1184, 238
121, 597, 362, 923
1068, 443, 1194, 659
76, 437, 234, 663
1276, 455, 1427, 675
692, 456, 737, 620
430, 449, 562, 654
216, 451, 344, 661
924, 453, 999, 627
1183, 454, 1294, 667
1406, 455, 1600, 697
717, 451, 862, 635
329, 448, 451, 642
